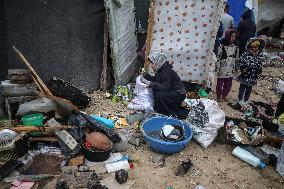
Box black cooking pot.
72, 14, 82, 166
82, 142, 112, 162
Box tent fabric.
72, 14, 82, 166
148, 0, 224, 83
105, 0, 138, 85
5, 0, 105, 91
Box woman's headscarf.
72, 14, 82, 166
225, 29, 236, 45
148, 52, 167, 70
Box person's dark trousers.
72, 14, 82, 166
238, 84, 252, 102
154, 90, 189, 119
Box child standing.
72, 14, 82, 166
237, 38, 265, 102
216, 29, 239, 102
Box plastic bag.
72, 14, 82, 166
185, 99, 225, 148
127, 75, 154, 112
277, 142, 284, 177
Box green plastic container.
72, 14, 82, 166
21, 113, 44, 136
21, 113, 44, 126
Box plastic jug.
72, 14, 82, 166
90, 115, 115, 129
232, 146, 266, 169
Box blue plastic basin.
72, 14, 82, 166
142, 116, 193, 155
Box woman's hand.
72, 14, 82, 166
140, 76, 151, 86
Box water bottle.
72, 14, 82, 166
232, 146, 266, 169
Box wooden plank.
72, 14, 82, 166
29, 137, 58, 142
144, 1, 155, 71
12, 46, 53, 96
100, 12, 109, 91
5, 125, 71, 132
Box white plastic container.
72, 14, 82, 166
106, 160, 130, 173
232, 146, 266, 169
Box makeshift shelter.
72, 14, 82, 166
0, 0, 138, 91
145, 0, 224, 84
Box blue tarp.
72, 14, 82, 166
227, 0, 246, 27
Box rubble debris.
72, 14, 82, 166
8, 69, 32, 84
0, 160, 23, 179
87, 172, 108, 189
0, 80, 37, 97
16, 97, 57, 116
23, 154, 64, 175
11, 180, 35, 189
47, 77, 91, 108
175, 159, 193, 177
115, 169, 128, 184
151, 154, 166, 167
68, 156, 84, 166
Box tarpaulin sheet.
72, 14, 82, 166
5, 0, 105, 91
149, 0, 224, 83
227, 0, 247, 26
105, 0, 138, 85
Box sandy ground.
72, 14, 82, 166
83, 65, 284, 189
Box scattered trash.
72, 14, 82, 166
175, 159, 193, 177
106, 160, 130, 173
0, 160, 23, 179
90, 114, 115, 129
151, 154, 166, 167
47, 77, 91, 108
232, 146, 266, 169
16, 97, 57, 116
115, 169, 128, 184
11, 180, 35, 189
87, 172, 108, 189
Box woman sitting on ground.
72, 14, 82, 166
141, 52, 189, 119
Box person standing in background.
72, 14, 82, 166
221, 3, 234, 39
216, 29, 239, 102
237, 9, 256, 56
237, 38, 265, 103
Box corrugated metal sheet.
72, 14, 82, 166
105, 0, 138, 85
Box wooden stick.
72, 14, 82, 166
31, 74, 45, 93
12, 46, 53, 96
100, 11, 109, 91
6, 125, 71, 132
144, 1, 155, 71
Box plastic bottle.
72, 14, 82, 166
106, 160, 130, 173
232, 146, 266, 169
90, 115, 115, 129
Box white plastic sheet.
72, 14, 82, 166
185, 99, 225, 148
127, 76, 154, 112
